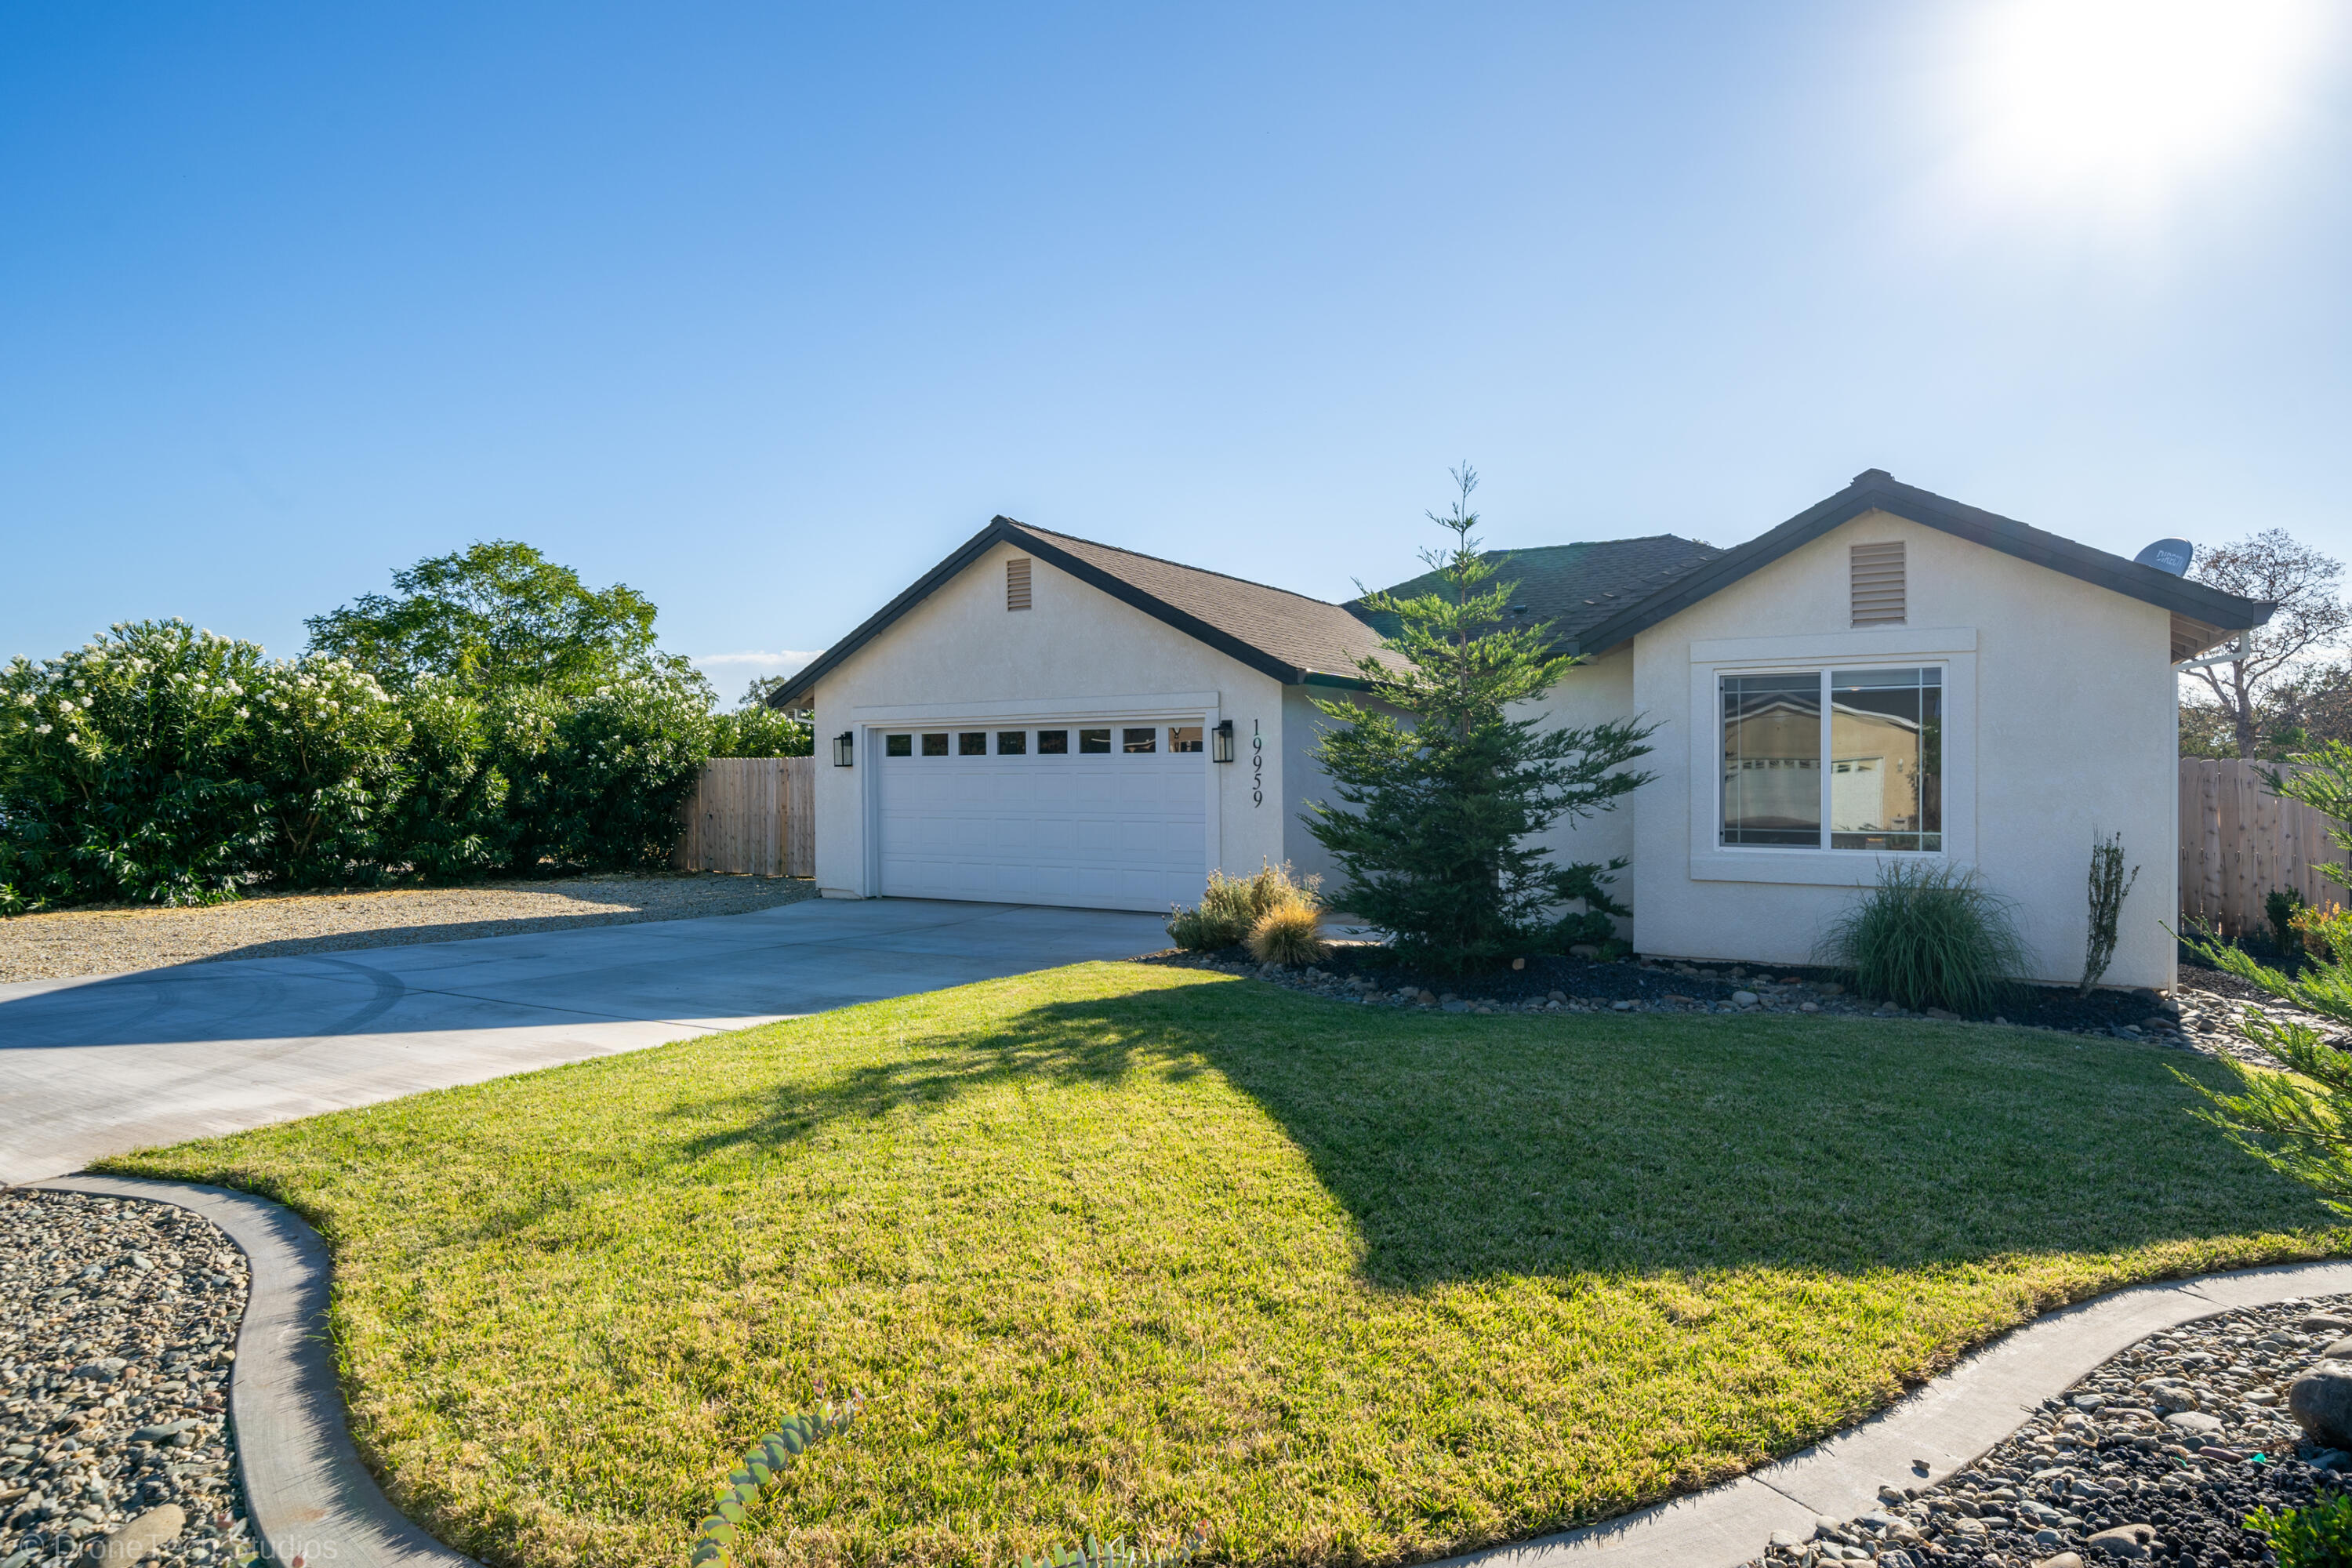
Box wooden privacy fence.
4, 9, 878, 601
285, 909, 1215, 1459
672, 757, 815, 878
2179, 757, 2348, 937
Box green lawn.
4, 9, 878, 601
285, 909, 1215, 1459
106, 963, 2345, 1568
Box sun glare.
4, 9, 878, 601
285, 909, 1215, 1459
1951, 0, 2333, 217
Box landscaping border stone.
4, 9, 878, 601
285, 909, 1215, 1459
33, 1176, 2352, 1568
31, 1176, 477, 1568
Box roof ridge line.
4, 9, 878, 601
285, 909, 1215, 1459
1000, 518, 1352, 612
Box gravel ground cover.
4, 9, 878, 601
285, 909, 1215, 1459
1744, 1294, 2352, 1566
0, 1189, 252, 1568
0, 873, 817, 983
1143, 946, 2321, 1062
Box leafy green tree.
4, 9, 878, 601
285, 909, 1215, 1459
306, 540, 661, 693
1305, 466, 1655, 971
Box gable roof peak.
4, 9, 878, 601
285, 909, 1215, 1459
1571, 470, 2276, 653
768, 513, 1396, 708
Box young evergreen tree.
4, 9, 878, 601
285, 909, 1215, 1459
1306, 466, 1654, 972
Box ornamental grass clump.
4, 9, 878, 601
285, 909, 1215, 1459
1167, 862, 1319, 952
1820, 860, 2027, 1016
1246, 902, 1327, 968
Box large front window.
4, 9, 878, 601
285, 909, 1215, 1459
1721, 666, 1941, 852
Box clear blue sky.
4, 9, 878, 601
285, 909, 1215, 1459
5, 2, 2347, 694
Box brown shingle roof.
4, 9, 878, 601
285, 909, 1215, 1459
1008, 523, 1400, 681
767, 516, 1401, 708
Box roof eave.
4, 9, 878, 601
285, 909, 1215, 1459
1566, 474, 2278, 653
766, 516, 1364, 709
765, 517, 1016, 710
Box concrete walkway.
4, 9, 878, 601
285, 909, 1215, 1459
0, 898, 1167, 1182
38, 1172, 483, 1568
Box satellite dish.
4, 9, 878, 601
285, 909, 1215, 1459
2134, 538, 2194, 577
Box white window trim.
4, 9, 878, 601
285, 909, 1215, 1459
1688, 627, 1975, 886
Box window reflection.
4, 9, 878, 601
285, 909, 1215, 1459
1720, 673, 1821, 846
1719, 667, 1944, 852
1829, 668, 1941, 851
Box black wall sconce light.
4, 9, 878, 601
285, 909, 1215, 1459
832, 731, 855, 767
1211, 719, 1235, 763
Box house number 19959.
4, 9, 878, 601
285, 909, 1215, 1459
1251, 719, 1263, 807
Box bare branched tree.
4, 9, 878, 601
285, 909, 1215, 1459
2188, 530, 2352, 758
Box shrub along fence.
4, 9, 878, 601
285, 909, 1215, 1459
2180, 757, 2346, 937
672, 757, 815, 878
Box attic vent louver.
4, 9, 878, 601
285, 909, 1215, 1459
1850, 542, 1905, 626
1007, 557, 1033, 612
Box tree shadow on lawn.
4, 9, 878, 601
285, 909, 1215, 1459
658, 973, 2339, 1287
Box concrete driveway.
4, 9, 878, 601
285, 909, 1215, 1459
0, 898, 1167, 1184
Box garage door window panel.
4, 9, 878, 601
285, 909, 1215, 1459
921, 734, 949, 757
1080, 729, 1111, 753
885, 734, 913, 757
1039, 729, 1069, 754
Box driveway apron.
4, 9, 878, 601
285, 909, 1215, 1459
0, 898, 1167, 1183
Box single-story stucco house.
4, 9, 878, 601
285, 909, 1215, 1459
768, 469, 2274, 991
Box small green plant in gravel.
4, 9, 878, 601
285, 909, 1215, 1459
1820, 860, 2028, 1015
2249, 1492, 2352, 1566
691, 1397, 862, 1568
2270, 886, 2310, 957
2081, 829, 2141, 996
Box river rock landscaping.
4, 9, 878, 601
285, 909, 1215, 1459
0, 1189, 252, 1568
1743, 1294, 2352, 1566
1145, 944, 2333, 1062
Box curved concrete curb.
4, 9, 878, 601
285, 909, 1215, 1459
1433, 1256, 2352, 1568
33, 1174, 479, 1568
28, 1175, 2351, 1568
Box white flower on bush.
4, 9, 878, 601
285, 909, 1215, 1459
34, 724, 50, 735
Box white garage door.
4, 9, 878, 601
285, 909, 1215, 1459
877, 721, 1207, 912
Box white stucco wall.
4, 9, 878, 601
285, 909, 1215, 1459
1628, 510, 2179, 989
806, 540, 1290, 898
1279, 683, 1347, 891
1517, 645, 1641, 930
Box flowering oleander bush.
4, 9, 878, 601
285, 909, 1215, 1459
506, 664, 720, 872
380, 678, 513, 883
712, 702, 812, 759
246, 655, 410, 887
0, 625, 739, 910
0, 621, 407, 910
